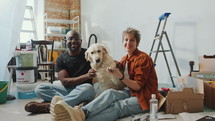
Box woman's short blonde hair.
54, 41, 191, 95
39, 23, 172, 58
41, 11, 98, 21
122, 27, 141, 46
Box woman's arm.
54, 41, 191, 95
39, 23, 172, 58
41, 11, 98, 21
120, 76, 141, 91
107, 67, 141, 91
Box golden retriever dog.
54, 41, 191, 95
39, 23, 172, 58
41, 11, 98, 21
85, 43, 125, 90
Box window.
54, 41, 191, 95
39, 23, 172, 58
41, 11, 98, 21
20, 0, 36, 44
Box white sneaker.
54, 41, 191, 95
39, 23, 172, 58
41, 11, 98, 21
53, 100, 85, 121
50, 96, 63, 121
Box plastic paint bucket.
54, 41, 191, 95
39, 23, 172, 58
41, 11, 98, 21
16, 83, 37, 99
0, 81, 8, 104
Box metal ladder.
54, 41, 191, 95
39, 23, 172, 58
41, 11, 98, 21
149, 13, 181, 87
21, 6, 38, 41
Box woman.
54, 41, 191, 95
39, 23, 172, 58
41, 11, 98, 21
51, 27, 159, 121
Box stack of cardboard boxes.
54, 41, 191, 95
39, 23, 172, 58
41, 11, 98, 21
165, 77, 204, 114
191, 56, 215, 109
163, 55, 215, 114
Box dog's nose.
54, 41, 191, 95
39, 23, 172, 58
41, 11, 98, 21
96, 58, 100, 63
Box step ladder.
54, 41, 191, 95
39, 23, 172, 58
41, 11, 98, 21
21, 6, 51, 80
149, 13, 181, 87
20, 6, 38, 41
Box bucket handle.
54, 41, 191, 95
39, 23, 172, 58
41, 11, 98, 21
0, 83, 8, 93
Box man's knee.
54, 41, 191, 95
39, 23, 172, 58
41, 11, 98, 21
35, 83, 50, 97
79, 83, 95, 98
81, 83, 95, 92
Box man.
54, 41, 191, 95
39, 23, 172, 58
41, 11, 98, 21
25, 30, 96, 113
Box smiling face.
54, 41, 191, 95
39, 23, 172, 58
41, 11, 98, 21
123, 33, 138, 56
122, 27, 141, 56
85, 44, 108, 65
66, 30, 82, 53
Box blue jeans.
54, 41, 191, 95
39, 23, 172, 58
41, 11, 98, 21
82, 89, 148, 121
35, 81, 95, 106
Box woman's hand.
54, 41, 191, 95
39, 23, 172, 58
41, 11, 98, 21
106, 66, 123, 80
114, 60, 123, 72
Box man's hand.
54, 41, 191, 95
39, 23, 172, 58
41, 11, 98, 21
87, 69, 96, 79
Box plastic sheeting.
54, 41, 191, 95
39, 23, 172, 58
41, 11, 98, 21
0, 0, 27, 81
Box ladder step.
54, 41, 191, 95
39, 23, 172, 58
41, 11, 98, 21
21, 5, 37, 40
151, 50, 171, 53
21, 30, 36, 33
154, 36, 161, 40
170, 76, 178, 78
24, 18, 34, 21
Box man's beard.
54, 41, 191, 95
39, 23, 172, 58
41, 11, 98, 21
69, 46, 80, 52
67, 42, 81, 52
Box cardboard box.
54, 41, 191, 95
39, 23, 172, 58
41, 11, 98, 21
204, 82, 215, 109
199, 56, 215, 72
192, 72, 215, 81
165, 88, 204, 114
191, 72, 215, 109
47, 26, 62, 34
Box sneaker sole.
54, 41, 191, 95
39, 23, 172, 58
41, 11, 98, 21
50, 96, 63, 120
55, 100, 86, 121
53, 101, 76, 121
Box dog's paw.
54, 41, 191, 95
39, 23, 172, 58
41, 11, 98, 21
108, 67, 114, 72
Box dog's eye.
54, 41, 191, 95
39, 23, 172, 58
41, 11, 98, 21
97, 50, 101, 53
90, 52, 94, 54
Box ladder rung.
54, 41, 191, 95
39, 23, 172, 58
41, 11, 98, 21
24, 18, 34, 21
21, 30, 35, 33
26, 6, 32, 9
170, 76, 178, 78
151, 50, 171, 53
154, 36, 161, 40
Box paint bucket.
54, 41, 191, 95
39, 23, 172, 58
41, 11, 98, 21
0, 81, 8, 104
16, 83, 37, 99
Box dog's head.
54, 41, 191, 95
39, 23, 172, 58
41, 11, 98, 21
85, 44, 108, 65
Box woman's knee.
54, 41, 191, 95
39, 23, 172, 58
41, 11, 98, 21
103, 88, 116, 95
98, 89, 117, 98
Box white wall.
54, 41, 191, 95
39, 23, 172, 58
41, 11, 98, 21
81, 0, 215, 85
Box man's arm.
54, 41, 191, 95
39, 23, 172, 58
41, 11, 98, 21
58, 69, 96, 88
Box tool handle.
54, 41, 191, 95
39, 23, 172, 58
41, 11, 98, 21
159, 13, 171, 21
203, 55, 215, 58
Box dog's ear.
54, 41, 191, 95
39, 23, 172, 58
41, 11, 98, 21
85, 50, 93, 62
85, 50, 89, 61
101, 45, 108, 54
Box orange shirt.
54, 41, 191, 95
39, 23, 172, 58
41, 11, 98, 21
120, 49, 159, 110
